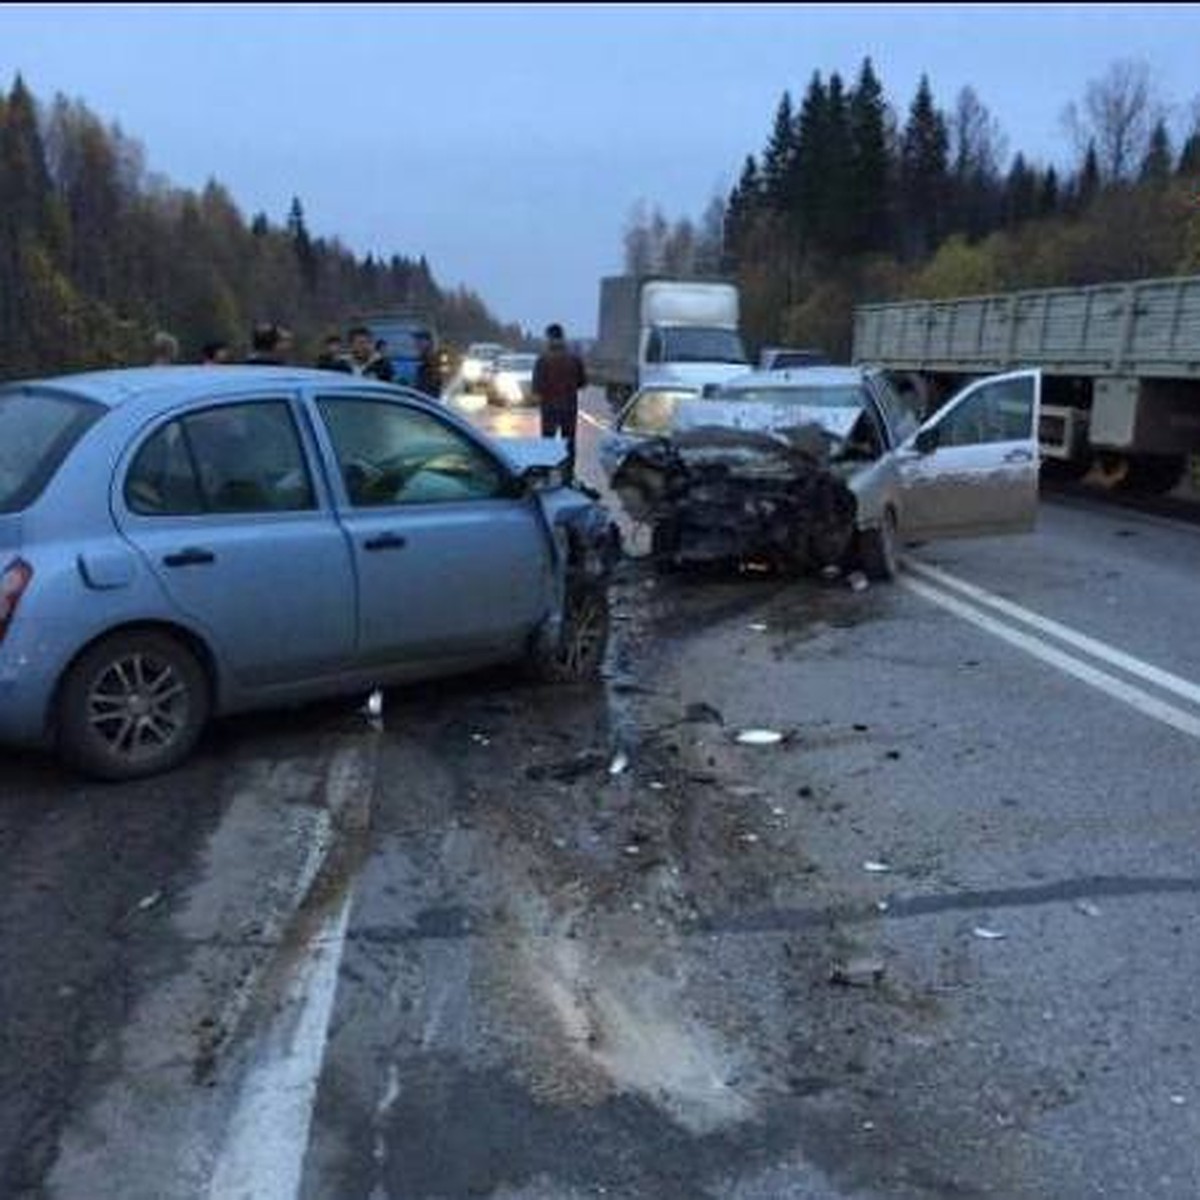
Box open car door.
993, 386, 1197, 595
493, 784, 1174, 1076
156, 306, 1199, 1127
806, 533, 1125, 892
895, 369, 1041, 540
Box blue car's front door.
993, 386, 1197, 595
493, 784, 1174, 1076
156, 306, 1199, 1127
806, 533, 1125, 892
311, 393, 551, 667
115, 395, 357, 690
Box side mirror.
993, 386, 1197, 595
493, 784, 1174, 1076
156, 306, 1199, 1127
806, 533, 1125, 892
915, 425, 940, 455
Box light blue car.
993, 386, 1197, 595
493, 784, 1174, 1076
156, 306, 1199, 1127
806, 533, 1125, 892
0, 367, 618, 780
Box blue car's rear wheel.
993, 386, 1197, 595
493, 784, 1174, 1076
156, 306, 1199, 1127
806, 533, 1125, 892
57, 631, 210, 780
529, 584, 610, 683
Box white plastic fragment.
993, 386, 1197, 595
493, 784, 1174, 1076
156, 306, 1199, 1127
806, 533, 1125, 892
848, 571, 870, 593
863, 860, 891, 874
1076, 900, 1102, 918
741, 832, 760, 844
623, 845, 641, 856
137, 891, 163, 912
471, 733, 491, 747
821, 564, 843, 581
609, 751, 629, 776
973, 926, 1007, 940
748, 622, 768, 632
365, 689, 383, 718
1171, 1094, 1187, 1106
735, 729, 784, 746
648, 780, 666, 791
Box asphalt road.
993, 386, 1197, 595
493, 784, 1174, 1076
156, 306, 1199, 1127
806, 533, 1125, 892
3, 384, 1200, 1198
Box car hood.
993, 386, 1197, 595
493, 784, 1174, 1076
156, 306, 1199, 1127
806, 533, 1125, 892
672, 399, 862, 441
499, 437, 569, 473
0, 513, 20, 558
642, 362, 752, 390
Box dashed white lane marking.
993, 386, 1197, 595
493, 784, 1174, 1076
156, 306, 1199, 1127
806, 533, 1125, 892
902, 573, 1200, 741
906, 558, 1200, 709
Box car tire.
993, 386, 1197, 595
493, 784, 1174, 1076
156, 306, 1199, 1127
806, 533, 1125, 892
528, 584, 610, 683
57, 630, 211, 781
858, 507, 900, 581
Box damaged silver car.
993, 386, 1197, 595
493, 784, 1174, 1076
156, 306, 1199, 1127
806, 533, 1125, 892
599, 366, 1041, 578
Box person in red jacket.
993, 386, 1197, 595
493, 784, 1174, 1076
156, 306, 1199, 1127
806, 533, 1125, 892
532, 322, 587, 481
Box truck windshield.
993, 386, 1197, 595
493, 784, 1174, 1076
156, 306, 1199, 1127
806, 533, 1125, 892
660, 327, 747, 365
0, 391, 104, 513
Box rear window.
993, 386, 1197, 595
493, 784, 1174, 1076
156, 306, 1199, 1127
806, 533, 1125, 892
0, 391, 104, 513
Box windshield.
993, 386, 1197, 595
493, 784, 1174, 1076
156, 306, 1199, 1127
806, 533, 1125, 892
659, 327, 747, 365
712, 384, 867, 408
0, 391, 104, 513
497, 355, 536, 372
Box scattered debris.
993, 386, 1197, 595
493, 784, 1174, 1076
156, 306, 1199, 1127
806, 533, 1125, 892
876, 900, 890, 913
973, 926, 1007, 941
729, 784, 765, 798
740, 832, 760, 844
884, 750, 902, 761
853, 723, 870, 732
648, 781, 666, 792
847, 571, 870, 593
862, 861, 891, 874
735, 729, 785, 746
525, 750, 608, 783
830, 956, 887, 988
748, 622, 769, 632
623, 845, 641, 857
1170, 1094, 1187, 1106
684, 701, 725, 726
471, 732, 491, 747
1076, 900, 1102, 918
136, 891, 163, 912
609, 751, 630, 776
821, 564, 843, 581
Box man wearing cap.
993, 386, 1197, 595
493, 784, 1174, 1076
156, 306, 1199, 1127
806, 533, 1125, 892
532, 323, 587, 482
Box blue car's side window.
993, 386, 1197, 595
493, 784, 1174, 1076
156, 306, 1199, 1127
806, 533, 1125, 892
126, 401, 315, 515
317, 397, 510, 507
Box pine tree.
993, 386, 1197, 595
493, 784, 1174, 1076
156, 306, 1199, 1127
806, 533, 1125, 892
899, 75, 950, 260
762, 92, 796, 212
792, 72, 829, 252
1038, 167, 1060, 218
287, 196, 317, 289
1003, 154, 1038, 227
1139, 120, 1172, 185
847, 57, 890, 253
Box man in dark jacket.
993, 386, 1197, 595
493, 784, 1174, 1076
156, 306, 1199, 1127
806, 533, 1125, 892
414, 330, 442, 399
532, 323, 587, 481
245, 322, 290, 365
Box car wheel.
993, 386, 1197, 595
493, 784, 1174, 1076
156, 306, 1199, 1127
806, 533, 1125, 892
529, 584, 610, 683
858, 507, 900, 581
57, 630, 211, 780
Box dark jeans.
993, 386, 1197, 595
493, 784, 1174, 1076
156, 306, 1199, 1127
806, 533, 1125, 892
541, 400, 578, 479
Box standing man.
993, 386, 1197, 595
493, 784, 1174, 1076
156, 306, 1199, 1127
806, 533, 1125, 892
347, 326, 395, 381
245, 322, 289, 365
532, 323, 587, 481
414, 330, 442, 399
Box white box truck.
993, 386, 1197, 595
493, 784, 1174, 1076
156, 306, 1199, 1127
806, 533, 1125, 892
592, 276, 750, 407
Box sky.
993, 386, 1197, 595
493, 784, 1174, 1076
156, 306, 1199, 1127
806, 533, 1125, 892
2, 3, 1200, 337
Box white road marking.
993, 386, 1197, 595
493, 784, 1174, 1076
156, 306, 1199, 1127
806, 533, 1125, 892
901, 574, 1200, 740
906, 558, 1200, 709
580, 409, 609, 432
206, 739, 379, 1200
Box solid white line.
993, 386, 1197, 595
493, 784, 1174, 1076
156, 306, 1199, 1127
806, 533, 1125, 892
207, 739, 378, 1200
207, 894, 353, 1200
901, 575, 1200, 740
905, 557, 1200, 709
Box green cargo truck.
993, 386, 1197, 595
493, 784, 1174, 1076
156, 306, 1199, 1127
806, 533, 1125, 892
853, 274, 1200, 492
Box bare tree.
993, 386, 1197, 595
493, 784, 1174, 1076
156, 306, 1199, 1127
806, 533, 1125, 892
950, 86, 1007, 179
1063, 58, 1165, 182
622, 200, 654, 275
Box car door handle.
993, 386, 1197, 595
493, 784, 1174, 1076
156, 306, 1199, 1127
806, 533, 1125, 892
163, 547, 215, 568
1004, 449, 1034, 463
363, 532, 407, 551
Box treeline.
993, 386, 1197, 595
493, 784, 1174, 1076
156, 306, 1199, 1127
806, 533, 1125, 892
0, 76, 523, 379
626, 58, 1200, 359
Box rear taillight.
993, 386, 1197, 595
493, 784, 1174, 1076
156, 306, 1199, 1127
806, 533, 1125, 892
0, 559, 32, 644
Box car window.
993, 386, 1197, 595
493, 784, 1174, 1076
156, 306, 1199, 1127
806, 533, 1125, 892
871, 376, 921, 444
622, 389, 693, 434
933, 376, 1036, 448
0, 391, 104, 513
126, 400, 314, 515
317, 397, 509, 506
645, 330, 665, 364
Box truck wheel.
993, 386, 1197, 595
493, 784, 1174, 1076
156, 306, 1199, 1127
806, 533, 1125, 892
528, 584, 610, 683
1127, 454, 1185, 495
57, 630, 210, 780
858, 508, 899, 581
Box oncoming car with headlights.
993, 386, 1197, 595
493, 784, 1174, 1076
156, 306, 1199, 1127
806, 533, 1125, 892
487, 353, 538, 407
0, 367, 619, 780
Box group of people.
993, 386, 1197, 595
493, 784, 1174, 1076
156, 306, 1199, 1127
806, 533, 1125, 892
149, 319, 588, 480
149, 322, 443, 399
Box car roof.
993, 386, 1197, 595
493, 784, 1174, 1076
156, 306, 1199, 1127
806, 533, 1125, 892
1, 366, 404, 411
719, 366, 867, 389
